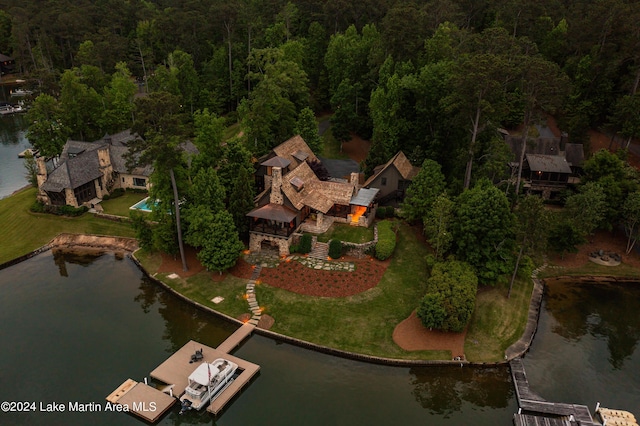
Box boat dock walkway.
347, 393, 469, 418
510, 358, 599, 426
107, 325, 259, 422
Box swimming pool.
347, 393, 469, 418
129, 197, 156, 212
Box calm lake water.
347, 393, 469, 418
522, 279, 640, 412
0, 114, 30, 199
0, 252, 516, 426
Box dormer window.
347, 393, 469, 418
290, 176, 304, 192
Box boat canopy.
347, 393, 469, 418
188, 359, 236, 385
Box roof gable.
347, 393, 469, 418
525, 154, 572, 173
364, 151, 419, 187
272, 135, 318, 167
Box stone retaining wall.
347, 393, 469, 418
339, 224, 378, 258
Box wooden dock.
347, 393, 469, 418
107, 323, 259, 422
510, 358, 599, 425
106, 379, 176, 423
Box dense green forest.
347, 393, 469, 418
3, 0, 640, 281
2, 1, 639, 175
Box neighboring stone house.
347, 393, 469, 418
37, 130, 152, 207
247, 135, 379, 255
363, 151, 420, 205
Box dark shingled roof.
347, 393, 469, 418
247, 204, 298, 222
42, 152, 103, 192
526, 154, 572, 173
42, 130, 154, 193
261, 156, 291, 168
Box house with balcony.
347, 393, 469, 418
501, 124, 583, 199
247, 135, 379, 255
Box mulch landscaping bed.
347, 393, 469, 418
258, 257, 389, 297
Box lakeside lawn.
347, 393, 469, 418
0, 187, 136, 264
316, 222, 374, 243
0, 187, 581, 362
100, 191, 148, 217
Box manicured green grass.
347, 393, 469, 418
255, 223, 443, 359
0, 188, 136, 264
135, 249, 250, 319
101, 191, 148, 217
316, 222, 374, 243
464, 278, 533, 362
137, 222, 444, 360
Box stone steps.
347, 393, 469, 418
308, 242, 329, 260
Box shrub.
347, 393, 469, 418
375, 220, 396, 260
328, 240, 342, 259
31, 202, 88, 216
289, 244, 299, 254
417, 260, 478, 332
58, 205, 88, 216
375, 207, 387, 219
385, 206, 395, 218
103, 188, 125, 200
298, 234, 313, 254
30, 201, 46, 213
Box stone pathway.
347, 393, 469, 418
245, 251, 280, 268
245, 265, 263, 326
308, 241, 329, 260
242, 250, 357, 323
293, 255, 355, 272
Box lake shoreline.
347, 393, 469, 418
5, 231, 637, 368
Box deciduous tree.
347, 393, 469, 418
452, 179, 515, 285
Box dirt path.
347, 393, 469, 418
341, 133, 371, 163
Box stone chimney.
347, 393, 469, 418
36, 156, 48, 188
350, 172, 360, 190
35, 156, 50, 205
270, 166, 284, 205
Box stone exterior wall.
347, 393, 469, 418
118, 174, 151, 191
340, 224, 378, 259
249, 232, 291, 256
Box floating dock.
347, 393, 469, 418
511, 358, 598, 425
107, 323, 259, 422
106, 379, 176, 423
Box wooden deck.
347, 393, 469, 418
107, 323, 259, 422
106, 379, 176, 423
510, 359, 599, 425
216, 323, 255, 353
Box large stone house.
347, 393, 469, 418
37, 130, 152, 208
247, 135, 379, 255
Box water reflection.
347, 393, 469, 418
545, 279, 640, 369
0, 114, 27, 145
52, 250, 105, 276
0, 251, 517, 425
410, 366, 512, 416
